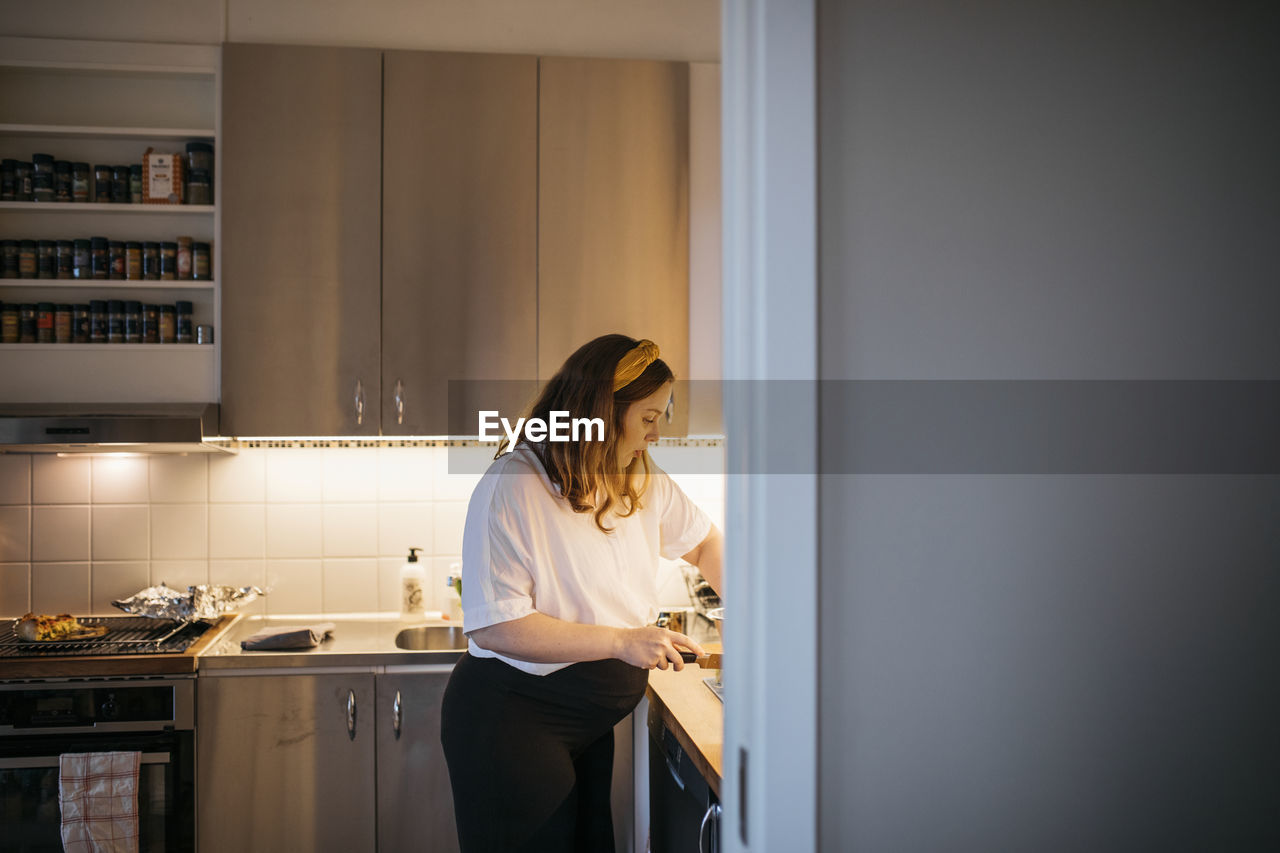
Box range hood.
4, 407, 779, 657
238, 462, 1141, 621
0, 403, 232, 454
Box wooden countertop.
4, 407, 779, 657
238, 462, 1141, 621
646, 641, 723, 795
0, 614, 239, 680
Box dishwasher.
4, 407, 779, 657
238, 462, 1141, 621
648, 708, 721, 853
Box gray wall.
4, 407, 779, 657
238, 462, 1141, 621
817, 1, 1279, 850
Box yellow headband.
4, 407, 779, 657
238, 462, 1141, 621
612, 340, 660, 391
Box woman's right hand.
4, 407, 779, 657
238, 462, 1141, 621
614, 626, 707, 671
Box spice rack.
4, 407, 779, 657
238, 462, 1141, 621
0, 36, 220, 404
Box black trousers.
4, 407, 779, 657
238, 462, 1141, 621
441, 653, 649, 853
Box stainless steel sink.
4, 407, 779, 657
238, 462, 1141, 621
394, 625, 467, 651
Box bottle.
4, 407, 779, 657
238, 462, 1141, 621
443, 563, 464, 625
399, 547, 426, 621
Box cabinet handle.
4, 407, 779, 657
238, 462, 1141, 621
699, 802, 722, 853
354, 379, 365, 427
346, 689, 357, 740
394, 379, 405, 425
392, 689, 402, 739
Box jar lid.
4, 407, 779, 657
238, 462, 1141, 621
94, 164, 112, 172
130, 164, 142, 174
74, 239, 91, 247
176, 301, 193, 311
37, 302, 54, 309
32, 153, 54, 163
143, 241, 160, 249
143, 304, 160, 311
90, 236, 109, 244
108, 241, 125, 248
57, 240, 73, 247
186, 141, 214, 153
38, 240, 56, 247
160, 304, 175, 313
73, 304, 90, 310
2, 159, 18, 166
19, 240, 36, 247
20, 304, 38, 310
90, 300, 107, 309
73, 162, 90, 170
107, 300, 124, 309
193, 242, 211, 250
125, 241, 142, 249
54, 160, 71, 169
161, 242, 177, 249
125, 301, 142, 310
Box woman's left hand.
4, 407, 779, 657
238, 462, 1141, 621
614, 626, 707, 671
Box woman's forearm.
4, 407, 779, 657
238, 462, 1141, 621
468, 612, 706, 670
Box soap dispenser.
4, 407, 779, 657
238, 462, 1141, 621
399, 547, 426, 621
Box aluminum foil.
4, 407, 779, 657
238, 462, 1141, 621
113, 583, 266, 622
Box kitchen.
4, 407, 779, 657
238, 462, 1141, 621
3, 1, 1279, 852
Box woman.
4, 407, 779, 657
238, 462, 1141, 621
441, 334, 723, 852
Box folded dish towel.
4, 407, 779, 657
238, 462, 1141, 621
59, 750, 140, 853
240, 622, 336, 650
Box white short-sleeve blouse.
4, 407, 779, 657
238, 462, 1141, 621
460, 443, 712, 676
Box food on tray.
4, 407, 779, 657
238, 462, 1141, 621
15, 612, 108, 642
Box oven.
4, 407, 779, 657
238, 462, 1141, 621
0, 677, 195, 853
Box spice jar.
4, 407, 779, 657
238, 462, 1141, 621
36, 302, 55, 343
108, 241, 126, 279
142, 242, 160, 280
1, 240, 17, 278
72, 162, 90, 202
18, 240, 37, 279
72, 303, 89, 343
54, 304, 72, 343
175, 301, 193, 343
56, 240, 74, 279
93, 165, 112, 202
90, 237, 109, 279
73, 239, 91, 279
1, 303, 17, 342
193, 242, 212, 280
0, 159, 14, 201
14, 162, 33, 201
106, 300, 124, 343
129, 164, 143, 204
18, 304, 37, 342
125, 241, 143, 280
159, 242, 177, 280
185, 141, 214, 173
187, 169, 211, 205
54, 161, 72, 202
37, 241, 56, 279
32, 154, 54, 202
158, 304, 176, 343
111, 165, 129, 204
89, 300, 107, 342
176, 236, 193, 280
124, 300, 142, 343
142, 304, 159, 343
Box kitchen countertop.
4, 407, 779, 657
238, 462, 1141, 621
646, 611, 724, 794
197, 614, 468, 670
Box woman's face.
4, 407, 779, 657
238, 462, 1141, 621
617, 382, 672, 470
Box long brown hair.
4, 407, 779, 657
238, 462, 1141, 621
498, 334, 673, 532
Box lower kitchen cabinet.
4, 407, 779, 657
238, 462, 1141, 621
649, 712, 721, 853
197, 669, 458, 852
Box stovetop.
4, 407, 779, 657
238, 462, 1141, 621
0, 616, 213, 659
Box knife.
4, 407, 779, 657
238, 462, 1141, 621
679, 651, 723, 668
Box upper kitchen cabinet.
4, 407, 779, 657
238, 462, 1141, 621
381, 51, 537, 436
0, 37, 219, 404
538, 58, 691, 435
220, 43, 382, 436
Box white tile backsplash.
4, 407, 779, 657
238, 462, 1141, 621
323, 447, 379, 502
91, 456, 149, 503
209, 450, 266, 503
32, 562, 90, 614
378, 503, 433, 557
151, 505, 207, 560
266, 448, 324, 502
0, 456, 31, 505
0, 563, 31, 615
91, 561, 150, 614
92, 506, 149, 561
5, 443, 723, 616
149, 455, 209, 503
209, 504, 266, 559
32, 505, 90, 562
32, 455, 88, 504
0, 507, 31, 562
322, 504, 378, 558
322, 558, 379, 612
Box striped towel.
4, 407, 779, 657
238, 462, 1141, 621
59, 751, 141, 853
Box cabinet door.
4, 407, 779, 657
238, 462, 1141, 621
538, 58, 691, 434
381, 51, 538, 436
197, 673, 377, 852
376, 670, 460, 853
221, 44, 383, 436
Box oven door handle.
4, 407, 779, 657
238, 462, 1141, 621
0, 751, 171, 770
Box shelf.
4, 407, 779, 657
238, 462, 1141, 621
0, 202, 214, 214
0, 343, 209, 351
0, 341, 217, 403
0, 123, 214, 141
0, 280, 215, 291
